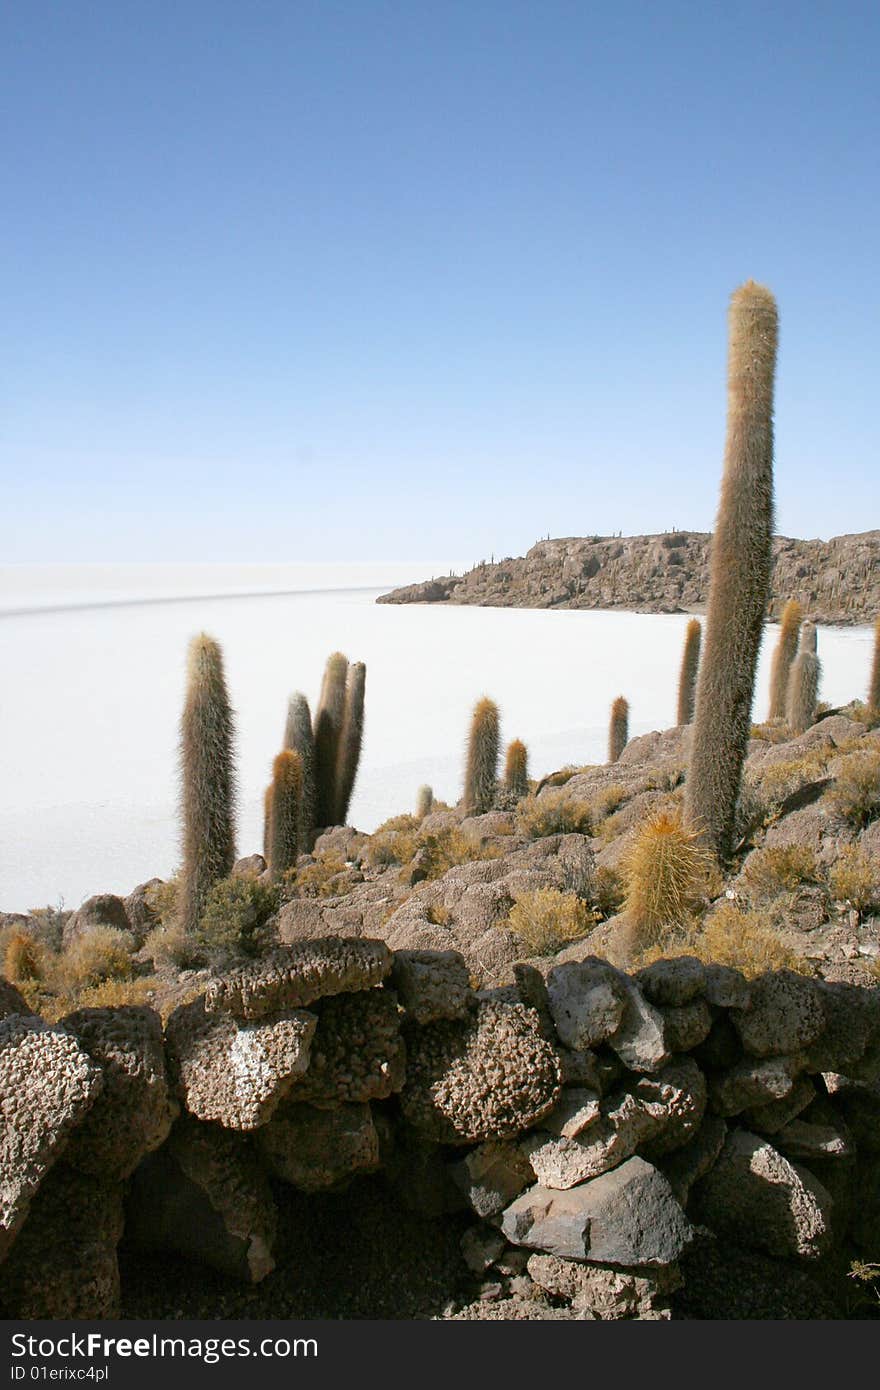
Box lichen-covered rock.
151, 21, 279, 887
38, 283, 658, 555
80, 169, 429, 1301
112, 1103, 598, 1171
733, 971, 826, 1058
289, 988, 405, 1106
709, 1055, 801, 1117
447, 1139, 534, 1217
60, 1006, 176, 1180
165, 997, 316, 1129
546, 959, 626, 1050
0, 977, 36, 1021
126, 1117, 277, 1283
391, 949, 473, 1023
0, 1164, 124, 1317
502, 1157, 693, 1267
0, 1015, 103, 1257
694, 1129, 834, 1260
527, 1252, 682, 1319
204, 938, 393, 1021
636, 957, 707, 1007
702, 964, 751, 1010
256, 1101, 380, 1191
401, 1001, 562, 1144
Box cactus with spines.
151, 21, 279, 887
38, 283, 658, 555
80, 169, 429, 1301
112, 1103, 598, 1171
179, 633, 237, 934
463, 697, 500, 814
312, 652, 349, 829
262, 783, 273, 860
334, 661, 366, 825
869, 616, 880, 713
676, 619, 702, 725
284, 691, 317, 851
504, 739, 529, 800
767, 599, 803, 720
786, 621, 821, 735
684, 281, 778, 861
416, 785, 434, 820
608, 696, 629, 763
268, 750, 302, 879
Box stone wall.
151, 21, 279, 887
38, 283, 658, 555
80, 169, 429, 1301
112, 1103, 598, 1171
1, 939, 878, 1319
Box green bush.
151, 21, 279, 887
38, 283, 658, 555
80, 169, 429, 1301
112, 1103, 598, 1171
196, 874, 279, 961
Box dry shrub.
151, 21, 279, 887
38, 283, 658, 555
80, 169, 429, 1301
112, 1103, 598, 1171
197, 874, 279, 958
66, 977, 160, 1012
24, 904, 69, 951
3, 931, 48, 984
590, 784, 628, 825
622, 811, 714, 949
507, 888, 596, 956
741, 845, 818, 900
294, 852, 350, 896
411, 827, 504, 881
144, 875, 180, 928
592, 865, 625, 918
826, 751, 880, 829
424, 902, 452, 927
61, 927, 136, 988
637, 902, 806, 976
516, 789, 594, 840
142, 924, 205, 971
828, 845, 880, 914
750, 720, 792, 745
365, 816, 420, 870
759, 749, 830, 808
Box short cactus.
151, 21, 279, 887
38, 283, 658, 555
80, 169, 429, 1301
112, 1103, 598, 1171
504, 739, 529, 800
869, 616, 880, 713
416, 785, 434, 820
312, 652, 349, 829
179, 633, 237, 934
284, 691, 317, 852
676, 619, 702, 725
786, 621, 821, 735
268, 750, 302, 879
463, 697, 500, 814
685, 281, 778, 861
767, 599, 802, 720
623, 811, 713, 950
334, 661, 366, 825
608, 696, 629, 763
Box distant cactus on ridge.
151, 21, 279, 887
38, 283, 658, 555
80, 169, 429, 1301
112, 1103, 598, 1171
786, 621, 820, 735
284, 691, 317, 851
268, 750, 302, 879
313, 652, 349, 829
334, 661, 366, 825
504, 739, 529, 800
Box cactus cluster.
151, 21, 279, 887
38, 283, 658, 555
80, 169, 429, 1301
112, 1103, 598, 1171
685, 281, 778, 861
767, 599, 803, 720
179, 633, 237, 934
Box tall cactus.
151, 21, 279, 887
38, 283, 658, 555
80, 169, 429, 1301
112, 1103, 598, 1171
869, 616, 880, 712
608, 696, 629, 763
334, 661, 366, 825
786, 621, 820, 735
268, 750, 302, 879
416, 784, 434, 820
504, 739, 529, 800
684, 281, 778, 861
312, 652, 349, 829
284, 691, 317, 852
180, 633, 237, 934
262, 783, 273, 860
463, 697, 500, 814
767, 599, 802, 720
676, 620, 702, 725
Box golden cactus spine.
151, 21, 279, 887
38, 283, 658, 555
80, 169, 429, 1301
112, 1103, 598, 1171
608, 696, 629, 763
504, 739, 529, 800
767, 599, 803, 720
463, 697, 500, 814
676, 619, 702, 725
179, 633, 237, 934
268, 750, 302, 879
684, 281, 778, 861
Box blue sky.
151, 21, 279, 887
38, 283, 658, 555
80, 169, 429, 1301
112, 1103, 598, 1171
3, 1, 878, 564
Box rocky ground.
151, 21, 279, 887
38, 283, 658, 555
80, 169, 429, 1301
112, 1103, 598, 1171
377, 530, 880, 624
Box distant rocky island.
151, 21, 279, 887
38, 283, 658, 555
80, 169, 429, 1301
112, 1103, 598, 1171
378, 530, 880, 625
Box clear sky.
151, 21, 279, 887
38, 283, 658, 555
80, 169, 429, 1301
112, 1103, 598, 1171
3, 1, 878, 565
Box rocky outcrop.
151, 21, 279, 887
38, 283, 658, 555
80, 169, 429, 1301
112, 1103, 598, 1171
377, 530, 880, 624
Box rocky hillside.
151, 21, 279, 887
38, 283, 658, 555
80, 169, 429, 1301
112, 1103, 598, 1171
378, 531, 880, 624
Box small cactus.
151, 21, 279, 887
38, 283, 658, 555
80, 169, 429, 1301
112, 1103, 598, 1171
463, 697, 500, 815
284, 691, 317, 852
786, 622, 821, 735
767, 599, 802, 720
676, 620, 702, 725
313, 652, 349, 829
869, 616, 880, 712
334, 661, 366, 825
268, 750, 302, 879
623, 811, 713, 950
685, 281, 778, 860
180, 633, 237, 934
416, 785, 434, 820
608, 696, 629, 763
504, 739, 529, 800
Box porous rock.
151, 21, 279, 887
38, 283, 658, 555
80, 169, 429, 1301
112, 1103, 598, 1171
502, 1157, 692, 1268
165, 996, 316, 1130
527, 1252, 681, 1320
289, 988, 405, 1106
546, 958, 626, 1050
391, 949, 472, 1023
522, 1091, 654, 1188
659, 999, 713, 1052
658, 1113, 728, 1206
401, 1000, 562, 1144
256, 1101, 380, 1191
709, 1055, 801, 1117
694, 1129, 833, 1260
60, 1005, 176, 1180
0, 1015, 103, 1257
448, 1138, 534, 1218
0, 1164, 124, 1318
743, 1076, 817, 1135
204, 937, 393, 1020
636, 956, 707, 1007
702, 964, 751, 1010
634, 1057, 707, 1157
63, 893, 130, 946
733, 971, 825, 1058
